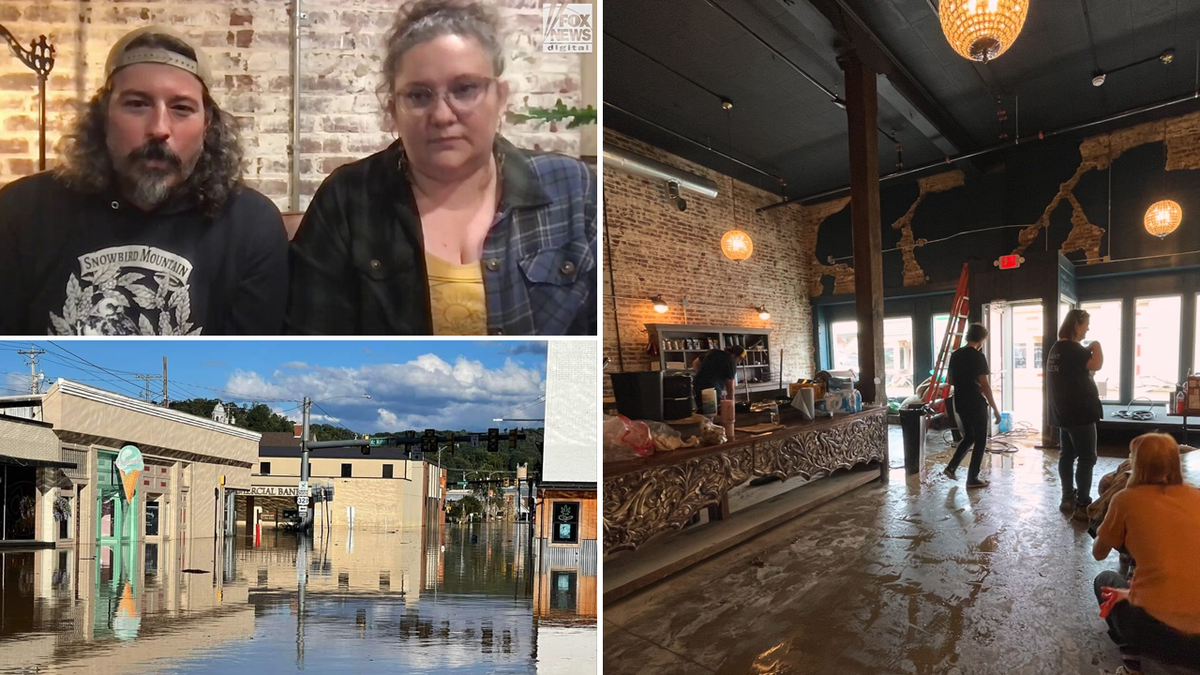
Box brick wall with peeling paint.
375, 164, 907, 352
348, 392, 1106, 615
0, 0, 593, 210
602, 129, 817, 397
807, 110, 1200, 296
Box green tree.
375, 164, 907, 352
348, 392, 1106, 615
449, 495, 483, 522
168, 398, 223, 419
310, 424, 357, 442
168, 398, 294, 433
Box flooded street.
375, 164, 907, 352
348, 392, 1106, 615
0, 524, 595, 674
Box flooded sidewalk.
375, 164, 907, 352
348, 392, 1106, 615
0, 523, 595, 674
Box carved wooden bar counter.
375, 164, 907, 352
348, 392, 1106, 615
604, 405, 889, 557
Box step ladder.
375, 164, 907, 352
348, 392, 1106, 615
924, 263, 970, 413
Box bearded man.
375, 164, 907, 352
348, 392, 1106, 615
0, 26, 286, 335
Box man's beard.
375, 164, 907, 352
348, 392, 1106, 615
112, 140, 198, 210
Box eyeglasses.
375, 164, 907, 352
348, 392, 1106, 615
394, 76, 495, 115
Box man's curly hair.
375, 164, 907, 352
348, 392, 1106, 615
56, 34, 244, 219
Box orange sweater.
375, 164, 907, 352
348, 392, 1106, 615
1097, 484, 1200, 635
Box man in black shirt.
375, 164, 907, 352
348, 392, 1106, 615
944, 323, 1002, 488
0, 26, 287, 335
693, 346, 746, 407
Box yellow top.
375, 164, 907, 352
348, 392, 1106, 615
426, 253, 488, 335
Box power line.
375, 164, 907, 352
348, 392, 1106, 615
45, 341, 146, 397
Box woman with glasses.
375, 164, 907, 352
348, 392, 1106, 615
287, 0, 597, 335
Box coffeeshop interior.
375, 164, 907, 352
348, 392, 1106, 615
601, 2, 1200, 674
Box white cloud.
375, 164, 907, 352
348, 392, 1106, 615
280, 361, 309, 370
376, 408, 400, 429
225, 354, 545, 433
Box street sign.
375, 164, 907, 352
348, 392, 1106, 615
298, 481, 309, 496
368, 436, 392, 447
298, 505, 308, 515
471, 434, 480, 448
296, 495, 310, 506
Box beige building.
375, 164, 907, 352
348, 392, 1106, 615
0, 378, 259, 548
242, 429, 445, 533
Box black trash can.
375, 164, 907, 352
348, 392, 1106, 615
899, 405, 930, 475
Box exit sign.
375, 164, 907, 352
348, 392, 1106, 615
996, 254, 1022, 270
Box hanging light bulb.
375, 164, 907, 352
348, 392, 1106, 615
939, 0, 1030, 63
756, 306, 770, 320
650, 295, 669, 313
721, 230, 753, 261
1144, 200, 1183, 239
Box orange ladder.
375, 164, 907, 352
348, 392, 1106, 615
924, 264, 971, 412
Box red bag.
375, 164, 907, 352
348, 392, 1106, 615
619, 415, 654, 457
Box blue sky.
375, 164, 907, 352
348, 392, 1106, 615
0, 340, 548, 433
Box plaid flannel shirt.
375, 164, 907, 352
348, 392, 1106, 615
286, 137, 596, 335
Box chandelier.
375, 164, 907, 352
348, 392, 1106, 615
1144, 200, 1183, 239
721, 230, 753, 261
939, 0, 1029, 63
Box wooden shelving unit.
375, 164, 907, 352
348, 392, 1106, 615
647, 324, 776, 393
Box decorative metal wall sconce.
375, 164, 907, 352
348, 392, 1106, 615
0, 24, 56, 171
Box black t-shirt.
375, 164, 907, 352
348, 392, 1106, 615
1046, 339, 1103, 427
0, 172, 288, 335
694, 349, 737, 398
949, 346, 990, 412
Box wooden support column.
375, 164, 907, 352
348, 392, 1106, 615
841, 51, 886, 404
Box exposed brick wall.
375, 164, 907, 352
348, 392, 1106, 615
0, 0, 591, 210
602, 129, 817, 397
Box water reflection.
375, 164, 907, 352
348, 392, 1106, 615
0, 524, 595, 673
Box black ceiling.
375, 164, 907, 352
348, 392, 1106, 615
603, 0, 1200, 201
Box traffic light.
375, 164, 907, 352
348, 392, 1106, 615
508, 429, 519, 450
422, 428, 438, 454
445, 432, 455, 454
487, 428, 499, 452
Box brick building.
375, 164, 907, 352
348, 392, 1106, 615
241, 426, 445, 533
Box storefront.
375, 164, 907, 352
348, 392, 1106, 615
0, 414, 75, 545
11, 379, 260, 547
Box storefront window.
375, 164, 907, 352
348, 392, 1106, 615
883, 318, 915, 398
830, 320, 858, 372
146, 500, 159, 537
550, 570, 578, 610
551, 501, 580, 544
1080, 300, 1122, 401
1133, 295, 1181, 402
932, 314, 950, 364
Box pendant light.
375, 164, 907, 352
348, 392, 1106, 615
939, 0, 1029, 63
720, 108, 753, 261
1144, 200, 1183, 239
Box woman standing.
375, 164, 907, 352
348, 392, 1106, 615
1092, 433, 1200, 674
943, 323, 1001, 488
1046, 309, 1104, 519
287, 0, 596, 335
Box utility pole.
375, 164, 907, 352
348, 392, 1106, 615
135, 374, 161, 403
17, 345, 45, 394
299, 396, 312, 531
162, 356, 169, 406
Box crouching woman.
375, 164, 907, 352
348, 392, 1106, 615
1091, 432, 1200, 673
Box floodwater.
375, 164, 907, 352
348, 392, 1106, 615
0, 523, 595, 674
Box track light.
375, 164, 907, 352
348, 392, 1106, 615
651, 295, 669, 313
756, 306, 770, 320
666, 181, 687, 211
1091, 48, 1175, 88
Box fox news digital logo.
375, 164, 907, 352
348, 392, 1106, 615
542, 4, 593, 53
